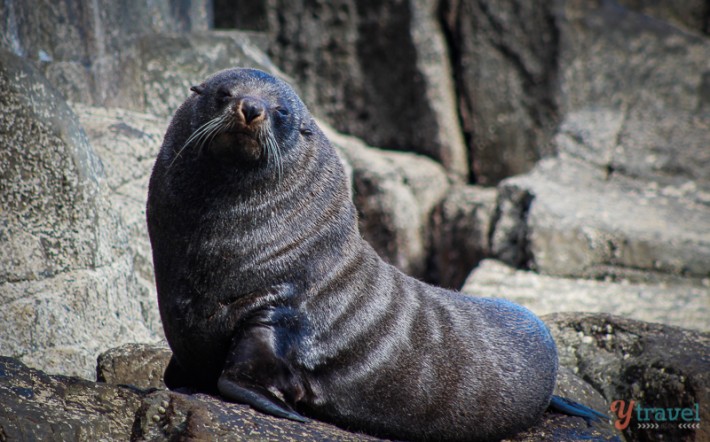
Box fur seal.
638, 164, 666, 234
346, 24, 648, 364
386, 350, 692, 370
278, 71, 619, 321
147, 68, 567, 441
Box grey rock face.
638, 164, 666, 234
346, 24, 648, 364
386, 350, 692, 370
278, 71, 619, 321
463, 259, 710, 332
72, 104, 167, 335
0, 0, 211, 106
323, 124, 451, 278
492, 157, 710, 281
228, 0, 468, 178
0, 356, 143, 441
617, 0, 710, 35
427, 185, 497, 289
96, 342, 172, 389
441, 0, 560, 185
557, 2, 710, 191
0, 50, 157, 379
117, 32, 287, 117
545, 313, 710, 442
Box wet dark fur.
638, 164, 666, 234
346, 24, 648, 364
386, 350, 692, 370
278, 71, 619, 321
147, 68, 559, 441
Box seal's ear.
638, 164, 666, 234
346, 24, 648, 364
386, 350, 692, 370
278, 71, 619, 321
190, 85, 205, 95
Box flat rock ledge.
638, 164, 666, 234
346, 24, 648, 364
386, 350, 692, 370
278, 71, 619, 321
1, 347, 623, 441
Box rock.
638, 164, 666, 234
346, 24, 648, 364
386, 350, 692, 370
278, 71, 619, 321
0, 0, 210, 107
617, 0, 710, 35
0, 356, 142, 441
544, 312, 710, 442
502, 413, 620, 442
132, 390, 384, 442
463, 259, 710, 332
491, 157, 710, 281
323, 124, 451, 278
554, 366, 610, 418
489, 182, 534, 269
440, 0, 560, 185
440, 0, 710, 187
0, 50, 157, 379
557, 1, 710, 192
232, 0, 468, 178
427, 185, 497, 288
72, 104, 166, 334
0, 344, 621, 441
0, 355, 384, 441
96, 342, 172, 389
117, 31, 286, 118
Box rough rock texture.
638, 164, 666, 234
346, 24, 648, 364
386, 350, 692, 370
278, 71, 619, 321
323, 124, 451, 278
0, 356, 384, 441
463, 259, 710, 332
557, 2, 710, 192
545, 313, 710, 442
440, 0, 560, 185
72, 104, 166, 334
96, 342, 172, 390
492, 157, 710, 281
2, 351, 617, 442
441, 0, 710, 187
0, 50, 157, 379
116, 31, 286, 118
554, 366, 610, 419
0, 0, 211, 107
617, 0, 710, 35
0, 356, 143, 441
216, 0, 468, 178
427, 185, 497, 289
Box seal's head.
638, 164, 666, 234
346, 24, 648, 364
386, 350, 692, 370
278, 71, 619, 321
171, 68, 313, 175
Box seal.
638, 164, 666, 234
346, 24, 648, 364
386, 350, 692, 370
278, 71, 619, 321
147, 68, 562, 441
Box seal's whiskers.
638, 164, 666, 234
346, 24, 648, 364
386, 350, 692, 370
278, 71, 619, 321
260, 122, 283, 180
168, 114, 229, 169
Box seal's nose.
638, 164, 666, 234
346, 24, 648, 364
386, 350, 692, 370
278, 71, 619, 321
239, 98, 265, 124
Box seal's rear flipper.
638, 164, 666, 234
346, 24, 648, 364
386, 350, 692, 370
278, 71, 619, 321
218, 377, 309, 422
548, 395, 608, 425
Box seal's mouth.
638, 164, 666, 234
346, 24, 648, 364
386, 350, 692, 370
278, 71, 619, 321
170, 96, 283, 176
209, 130, 263, 162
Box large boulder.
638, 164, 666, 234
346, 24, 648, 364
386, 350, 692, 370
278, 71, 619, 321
440, 0, 710, 187
0, 0, 210, 107
556, 1, 710, 191
322, 124, 451, 278
215, 0, 468, 178
440, 0, 560, 185
544, 313, 710, 442
427, 185, 497, 288
72, 104, 166, 335
116, 31, 286, 118
463, 259, 709, 332
490, 157, 710, 281
0, 356, 142, 441
0, 50, 158, 379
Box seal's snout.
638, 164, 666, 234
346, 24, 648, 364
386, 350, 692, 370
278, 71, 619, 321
238, 97, 265, 125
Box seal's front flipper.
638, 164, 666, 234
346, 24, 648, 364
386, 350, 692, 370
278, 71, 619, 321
218, 313, 309, 423
218, 377, 309, 422
548, 395, 608, 425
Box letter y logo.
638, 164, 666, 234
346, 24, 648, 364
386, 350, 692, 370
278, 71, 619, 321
610, 400, 635, 430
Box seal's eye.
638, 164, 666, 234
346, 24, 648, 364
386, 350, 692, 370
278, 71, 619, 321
217, 87, 232, 102
275, 106, 290, 117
